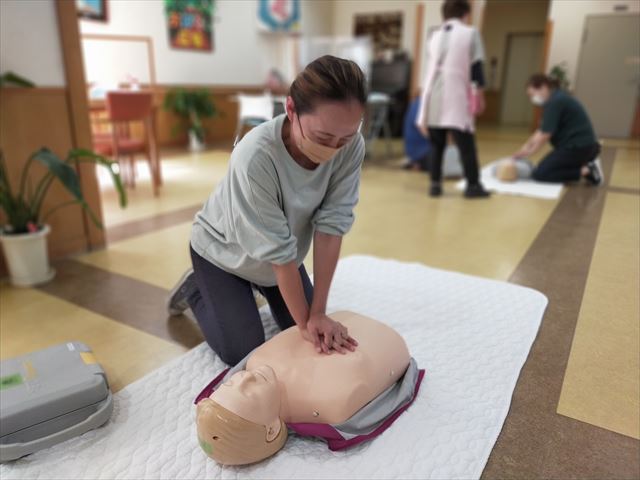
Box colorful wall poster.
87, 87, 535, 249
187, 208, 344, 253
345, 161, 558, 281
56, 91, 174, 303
165, 0, 214, 52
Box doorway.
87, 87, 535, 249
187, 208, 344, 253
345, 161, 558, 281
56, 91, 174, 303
574, 14, 640, 138
479, 0, 550, 127
500, 33, 544, 126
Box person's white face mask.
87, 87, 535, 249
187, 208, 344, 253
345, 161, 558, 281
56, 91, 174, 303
530, 94, 545, 106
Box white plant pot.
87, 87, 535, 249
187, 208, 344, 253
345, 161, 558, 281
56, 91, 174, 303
0, 224, 55, 287
189, 131, 205, 152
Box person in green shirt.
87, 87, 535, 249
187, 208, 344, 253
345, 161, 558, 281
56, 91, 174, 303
513, 74, 603, 185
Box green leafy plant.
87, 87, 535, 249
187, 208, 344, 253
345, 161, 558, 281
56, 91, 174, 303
163, 88, 217, 143
0, 71, 36, 88
0, 148, 127, 235
549, 62, 570, 90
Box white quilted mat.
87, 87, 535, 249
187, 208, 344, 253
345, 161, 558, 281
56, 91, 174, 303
1, 256, 547, 480
456, 162, 564, 199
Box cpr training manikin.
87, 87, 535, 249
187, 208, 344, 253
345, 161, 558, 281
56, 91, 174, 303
493, 158, 535, 182
194, 311, 425, 465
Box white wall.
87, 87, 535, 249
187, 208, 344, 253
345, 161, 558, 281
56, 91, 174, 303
80, 0, 333, 86
547, 0, 640, 85
302, 0, 335, 37
472, 0, 487, 28
332, 0, 420, 55
0, 0, 66, 87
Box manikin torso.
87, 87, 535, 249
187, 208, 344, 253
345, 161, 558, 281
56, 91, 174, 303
200, 311, 412, 464
242, 311, 410, 424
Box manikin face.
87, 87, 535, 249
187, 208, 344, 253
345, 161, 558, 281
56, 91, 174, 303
210, 365, 281, 440
527, 85, 551, 106
285, 97, 363, 164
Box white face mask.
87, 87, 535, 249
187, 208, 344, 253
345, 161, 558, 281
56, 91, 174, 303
531, 94, 545, 106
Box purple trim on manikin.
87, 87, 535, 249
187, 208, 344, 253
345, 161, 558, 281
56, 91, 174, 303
194, 367, 426, 452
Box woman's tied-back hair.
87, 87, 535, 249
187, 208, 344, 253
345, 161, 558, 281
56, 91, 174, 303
527, 73, 560, 90
442, 0, 471, 20
288, 55, 367, 115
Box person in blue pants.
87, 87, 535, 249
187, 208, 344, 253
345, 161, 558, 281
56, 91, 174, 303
403, 96, 431, 171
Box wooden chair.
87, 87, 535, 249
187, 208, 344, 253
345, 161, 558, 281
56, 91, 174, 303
92, 91, 161, 196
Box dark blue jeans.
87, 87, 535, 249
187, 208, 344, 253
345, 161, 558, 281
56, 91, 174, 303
532, 143, 601, 183
188, 246, 313, 365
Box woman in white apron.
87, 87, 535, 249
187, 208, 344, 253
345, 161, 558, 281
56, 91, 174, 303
416, 0, 490, 198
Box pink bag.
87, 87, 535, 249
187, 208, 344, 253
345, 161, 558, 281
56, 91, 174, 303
469, 83, 481, 116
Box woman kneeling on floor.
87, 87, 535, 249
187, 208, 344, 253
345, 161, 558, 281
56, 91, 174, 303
513, 73, 603, 185
166, 56, 366, 365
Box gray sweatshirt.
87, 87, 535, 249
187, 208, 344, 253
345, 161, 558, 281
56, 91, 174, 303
191, 114, 365, 287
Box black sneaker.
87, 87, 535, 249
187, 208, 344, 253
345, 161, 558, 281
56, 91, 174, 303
464, 183, 491, 198
585, 158, 604, 186
430, 183, 443, 197
166, 269, 196, 316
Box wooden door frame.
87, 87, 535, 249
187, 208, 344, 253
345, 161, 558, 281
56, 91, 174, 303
55, 0, 105, 249
81, 34, 157, 87
410, 2, 425, 99
531, 19, 554, 131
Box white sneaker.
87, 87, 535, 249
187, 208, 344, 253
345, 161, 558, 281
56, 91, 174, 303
585, 158, 604, 186
166, 269, 195, 316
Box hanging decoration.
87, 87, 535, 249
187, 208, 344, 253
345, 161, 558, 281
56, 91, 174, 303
165, 0, 215, 52
258, 0, 300, 34
76, 0, 108, 22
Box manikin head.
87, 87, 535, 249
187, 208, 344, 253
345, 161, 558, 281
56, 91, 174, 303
526, 74, 559, 106
496, 158, 518, 182
285, 55, 366, 165
195, 365, 287, 465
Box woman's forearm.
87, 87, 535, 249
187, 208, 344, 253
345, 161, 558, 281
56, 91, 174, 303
516, 133, 540, 157
518, 136, 536, 157
517, 131, 545, 157
311, 231, 342, 315
272, 262, 309, 328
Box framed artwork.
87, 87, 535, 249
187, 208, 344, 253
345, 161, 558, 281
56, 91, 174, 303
76, 0, 108, 22
354, 12, 403, 58
165, 0, 214, 52
258, 0, 300, 34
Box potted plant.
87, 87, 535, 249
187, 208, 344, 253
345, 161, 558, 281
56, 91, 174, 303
0, 71, 36, 88
163, 88, 217, 151
549, 62, 570, 90
0, 148, 126, 286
